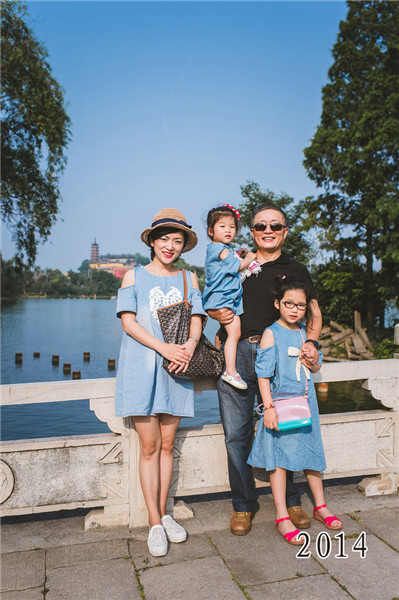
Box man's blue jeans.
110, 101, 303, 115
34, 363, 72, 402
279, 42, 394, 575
217, 340, 301, 512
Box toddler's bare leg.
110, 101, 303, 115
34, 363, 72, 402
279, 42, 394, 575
224, 315, 241, 376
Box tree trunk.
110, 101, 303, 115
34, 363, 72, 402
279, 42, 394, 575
365, 225, 374, 333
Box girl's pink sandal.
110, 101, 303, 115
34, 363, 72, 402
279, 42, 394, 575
313, 504, 342, 530
275, 517, 302, 545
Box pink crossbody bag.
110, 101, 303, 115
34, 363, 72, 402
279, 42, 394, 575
256, 327, 312, 432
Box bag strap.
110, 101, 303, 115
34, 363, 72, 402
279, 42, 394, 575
182, 269, 189, 308
297, 326, 309, 395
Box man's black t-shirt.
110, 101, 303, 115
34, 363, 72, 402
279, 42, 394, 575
219, 251, 316, 342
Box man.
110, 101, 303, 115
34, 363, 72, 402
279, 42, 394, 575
208, 205, 322, 535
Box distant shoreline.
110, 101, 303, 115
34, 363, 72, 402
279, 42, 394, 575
2, 295, 116, 301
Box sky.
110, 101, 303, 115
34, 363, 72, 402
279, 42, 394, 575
2, 0, 349, 272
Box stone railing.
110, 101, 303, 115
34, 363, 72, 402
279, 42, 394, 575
1, 359, 398, 529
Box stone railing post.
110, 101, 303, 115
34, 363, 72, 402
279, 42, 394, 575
85, 399, 148, 529
358, 326, 399, 496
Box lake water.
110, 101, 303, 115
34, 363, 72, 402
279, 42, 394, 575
1, 299, 384, 441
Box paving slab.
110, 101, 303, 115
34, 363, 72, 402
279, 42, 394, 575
130, 532, 217, 570
138, 556, 246, 600
311, 533, 399, 600
352, 506, 399, 551
0, 515, 137, 553
46, 538, 130, 569
209, 521, 326, 586
0, 588, 44, 600
0, 550, 45, 592
46, 557, 140, 600
247, 573, 352, 600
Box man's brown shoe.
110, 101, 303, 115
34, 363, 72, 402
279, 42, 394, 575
287, 506, 310, 529
230, 511, 254, 536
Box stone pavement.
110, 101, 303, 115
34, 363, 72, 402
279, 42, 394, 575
1, 480, 399, 600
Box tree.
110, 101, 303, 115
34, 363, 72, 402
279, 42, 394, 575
90, 270, 120, 296
1, 1, 72, 267
1, 256, 32, 298
78, 259, 90, 276
311, 259, 373, 328
235, 182, 315, 267
302, 1, 399, 330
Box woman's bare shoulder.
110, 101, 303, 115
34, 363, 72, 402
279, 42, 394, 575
121, 268, 136, 288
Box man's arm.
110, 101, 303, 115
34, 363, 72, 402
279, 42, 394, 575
306, 299, 322, 341
301, 299, 322, 366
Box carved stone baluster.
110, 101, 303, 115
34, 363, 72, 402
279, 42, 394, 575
358, 374, 399, 496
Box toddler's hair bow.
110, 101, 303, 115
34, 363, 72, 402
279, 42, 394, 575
222, 203, 241, 220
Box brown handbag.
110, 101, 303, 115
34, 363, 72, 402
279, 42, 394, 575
157, 270, 224, 379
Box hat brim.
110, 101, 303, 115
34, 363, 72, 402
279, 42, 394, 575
141, 222, 198, 253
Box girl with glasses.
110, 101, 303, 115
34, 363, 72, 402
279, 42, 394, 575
248, 275, 342, 545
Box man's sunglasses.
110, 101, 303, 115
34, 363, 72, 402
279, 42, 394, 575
252, 222, 286, 232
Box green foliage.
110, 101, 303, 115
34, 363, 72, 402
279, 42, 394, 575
1, 1, 72, 267
311, 259, 378, 328
373, 338, 395, 359
133, 253, 150, 266
1, 256, 31, 298
174, 257, 205, 291
2, 259, 121, 298
77, 259, 90, 276
90, 270, 120, 296
302, 1, 399, 328
101, 252, 150, 265
235, 182, 315, 267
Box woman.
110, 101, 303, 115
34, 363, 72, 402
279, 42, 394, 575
115, 208, 205, 557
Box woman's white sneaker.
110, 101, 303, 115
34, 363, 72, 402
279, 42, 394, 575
161, 515, 187, 543
147, 524, 168, 556
221, 372, 248, 390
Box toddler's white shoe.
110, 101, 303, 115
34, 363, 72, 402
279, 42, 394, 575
161, 515, 187, 543
221, 372, 248, 390
147, 524, 168, 556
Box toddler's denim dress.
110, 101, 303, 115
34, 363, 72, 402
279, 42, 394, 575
248, 322, 326, 472
115, 266, 206, 418
202, 242, 243, 315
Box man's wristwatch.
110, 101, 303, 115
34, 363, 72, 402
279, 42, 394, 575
305, 339, 320, 349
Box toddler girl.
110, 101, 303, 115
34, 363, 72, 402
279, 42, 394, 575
203, 204, 260, 390
248, 275, 342, 544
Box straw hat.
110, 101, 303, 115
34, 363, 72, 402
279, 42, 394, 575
141, 208, 198, 253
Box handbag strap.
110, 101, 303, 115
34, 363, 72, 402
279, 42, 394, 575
182, 269, 189, 309
297, 326, 309, 396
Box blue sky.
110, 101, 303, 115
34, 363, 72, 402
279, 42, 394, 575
2, 0, 348, 271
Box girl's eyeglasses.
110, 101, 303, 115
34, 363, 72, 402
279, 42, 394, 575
252, 222, 286, 232
281, 300, 307, 311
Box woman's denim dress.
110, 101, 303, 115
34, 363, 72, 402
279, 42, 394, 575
115, 266, 205, 418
